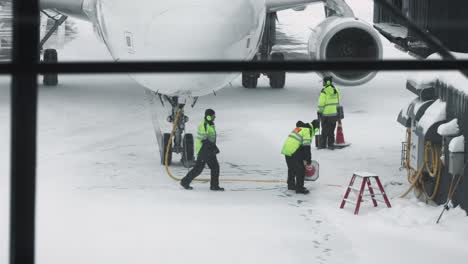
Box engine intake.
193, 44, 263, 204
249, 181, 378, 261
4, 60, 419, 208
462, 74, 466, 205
308, 17, 383, 86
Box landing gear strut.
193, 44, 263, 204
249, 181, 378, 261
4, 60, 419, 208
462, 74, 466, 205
242, 12, 286, 89
40, 11, 68, 86
160, 96, 195, 168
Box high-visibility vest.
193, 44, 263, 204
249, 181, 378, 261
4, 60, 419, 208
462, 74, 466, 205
195, 120, 216, 156
318, 85, 341, 117
281, 127, 314, 156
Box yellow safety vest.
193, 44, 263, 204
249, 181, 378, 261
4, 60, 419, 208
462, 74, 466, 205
281, 127, 313, 156
318, 85, 341, 117
195, 120, 216, 156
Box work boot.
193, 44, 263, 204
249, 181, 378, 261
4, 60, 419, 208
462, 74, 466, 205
327, 144, 335, 150
318, 143, 327, 150
296, 187, 310, 194
287, 185, 296, 191
210, 186, 225, 191
180, 179, 193, 190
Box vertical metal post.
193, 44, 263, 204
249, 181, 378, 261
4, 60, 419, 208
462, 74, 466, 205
10, 1, 40, 264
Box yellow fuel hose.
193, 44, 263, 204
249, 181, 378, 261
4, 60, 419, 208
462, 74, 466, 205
400, 128, 442, 200
164, 109, 284, 183
422, 141, 442, 200
163, 109, 342, 187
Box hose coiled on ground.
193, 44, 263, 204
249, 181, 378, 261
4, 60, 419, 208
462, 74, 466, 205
400, 128, 442, 201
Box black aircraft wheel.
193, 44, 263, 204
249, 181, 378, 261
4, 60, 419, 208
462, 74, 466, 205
161, 133, 172, 165
182, 134, 194, 168
242, 72, 258, 88
269, 52, 286, 89
43, 49, 58, 86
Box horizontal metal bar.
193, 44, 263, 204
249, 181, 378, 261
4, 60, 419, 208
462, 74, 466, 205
0, 60, 467, 74
344, 199, 357, 205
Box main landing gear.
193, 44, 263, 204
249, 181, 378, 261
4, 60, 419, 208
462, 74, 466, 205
40, 11, 68, 86
242, 12, 286, 89
160, 96, 195, 168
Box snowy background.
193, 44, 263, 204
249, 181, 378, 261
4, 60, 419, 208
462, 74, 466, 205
1, 0, 467, 263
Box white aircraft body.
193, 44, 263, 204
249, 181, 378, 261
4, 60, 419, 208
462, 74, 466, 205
39, 0, 383, 166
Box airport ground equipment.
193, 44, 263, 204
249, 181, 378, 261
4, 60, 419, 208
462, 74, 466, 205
397, 78, 467, 211
374, 0, 468, 59
373, 0, 468, 214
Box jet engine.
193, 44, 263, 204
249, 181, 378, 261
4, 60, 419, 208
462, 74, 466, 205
308, 16, 383, 86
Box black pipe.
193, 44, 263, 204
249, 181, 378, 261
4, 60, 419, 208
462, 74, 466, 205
10, 1, 40, 264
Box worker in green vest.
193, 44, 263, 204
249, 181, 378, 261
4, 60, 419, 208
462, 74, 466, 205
317, 76, 341, 150
180, 109, 224, 191
281, 120, 319, 194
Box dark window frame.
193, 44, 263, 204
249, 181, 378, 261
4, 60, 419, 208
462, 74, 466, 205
7, 0, 468, 264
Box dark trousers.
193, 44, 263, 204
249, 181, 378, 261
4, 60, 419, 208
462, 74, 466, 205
182, 155, 220, 188
285, 154, 305, 190
320, 117, 337, 148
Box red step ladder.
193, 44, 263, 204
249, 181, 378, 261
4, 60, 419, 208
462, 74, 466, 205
340, 172, 391, 215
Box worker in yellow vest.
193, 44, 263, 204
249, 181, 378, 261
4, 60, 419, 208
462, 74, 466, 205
181, 109, 223, 191
281, 120, 319, 194
317, 76, 341, 150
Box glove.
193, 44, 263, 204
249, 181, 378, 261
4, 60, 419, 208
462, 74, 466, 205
311, 119, 320, 130
306, 160, 312, 166
213, 144, 220, 154
202, 140, 218, 154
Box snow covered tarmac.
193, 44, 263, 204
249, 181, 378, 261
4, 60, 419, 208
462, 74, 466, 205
1, 70, 467, 264
1, 1, 468, 263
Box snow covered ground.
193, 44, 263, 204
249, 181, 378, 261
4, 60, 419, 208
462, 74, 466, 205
1, 1, 467, 264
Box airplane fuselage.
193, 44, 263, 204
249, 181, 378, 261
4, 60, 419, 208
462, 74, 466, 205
102, 0, 265, 96
42, 0, 267, 96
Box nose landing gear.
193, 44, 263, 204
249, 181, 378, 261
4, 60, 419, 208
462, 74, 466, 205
159, 96, 195, 168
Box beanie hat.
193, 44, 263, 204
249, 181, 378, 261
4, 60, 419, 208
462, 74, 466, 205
205, 109, 215, 121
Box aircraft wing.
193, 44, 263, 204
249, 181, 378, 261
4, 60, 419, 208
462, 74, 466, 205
266, 0, 323, 12
40, 0, 92, 21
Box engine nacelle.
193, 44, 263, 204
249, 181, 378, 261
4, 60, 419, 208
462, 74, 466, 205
308, 16, 383, 86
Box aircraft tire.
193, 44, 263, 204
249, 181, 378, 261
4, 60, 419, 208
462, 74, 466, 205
269, 52, 285, 89
43, 49, 58, 86
242, 72, 258, 88
182, 134, 194, 168
161, 133, 172, 165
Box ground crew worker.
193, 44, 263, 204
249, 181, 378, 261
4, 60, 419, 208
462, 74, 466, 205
281, 120, 320, 194
180, 109, 224, 191
317, 76, 341, 150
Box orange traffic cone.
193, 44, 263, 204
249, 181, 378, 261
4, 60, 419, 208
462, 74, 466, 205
335, 121, 351, 148
336, 124, 345, 144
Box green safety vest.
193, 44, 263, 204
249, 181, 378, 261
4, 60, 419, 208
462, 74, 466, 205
196, 120, 216, 156
318, 85, 341, 117
281, 126, 315, 157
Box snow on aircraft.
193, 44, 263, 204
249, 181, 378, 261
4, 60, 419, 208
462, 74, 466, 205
39, 0, 382, 166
